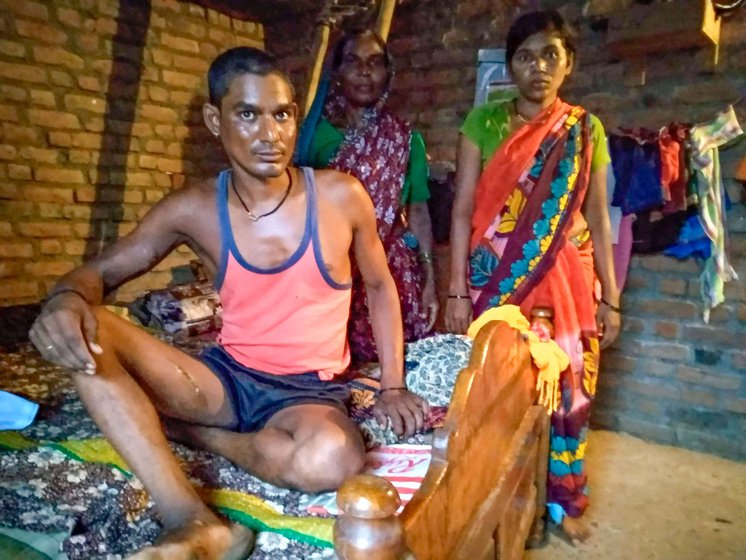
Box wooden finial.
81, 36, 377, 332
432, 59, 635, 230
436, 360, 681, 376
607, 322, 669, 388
334, 474, 406, 560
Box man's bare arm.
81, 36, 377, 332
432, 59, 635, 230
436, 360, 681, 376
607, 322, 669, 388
30, 188, 197, 371
344, 177, 429, 437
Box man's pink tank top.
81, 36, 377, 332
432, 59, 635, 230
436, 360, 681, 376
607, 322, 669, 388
214, 167, 351, 380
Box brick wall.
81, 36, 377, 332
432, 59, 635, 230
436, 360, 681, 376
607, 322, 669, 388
267, 0, 746, 459
0, 0, 263, 304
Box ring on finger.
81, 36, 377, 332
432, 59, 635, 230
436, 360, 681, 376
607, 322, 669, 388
45, 344, 54, 351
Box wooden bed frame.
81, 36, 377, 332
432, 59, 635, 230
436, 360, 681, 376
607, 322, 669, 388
334, 317, 551, 559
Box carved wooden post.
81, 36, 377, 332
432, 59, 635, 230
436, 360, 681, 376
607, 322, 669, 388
334, 474, 407, 560
527, 306, 554, 548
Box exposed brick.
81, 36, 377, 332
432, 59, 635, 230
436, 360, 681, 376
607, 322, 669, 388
68, 150, 92, 164
677, 366, 741, 391
24, 187, 73, 203
626, 296, 698, 319
145, 189, 164, 203
682, 325, 742, 348
0, 61, 47, 84
638, 254, 700, 274
64, 94, 106, 114
19, 222, 72, 237
0, 280, 39, 299
19, 147, 58, 164
659, 278, 687, 296
75, 34, 100, 53
680, 388, 719, 408
28, 109, 81, 130
171, 54, 209, 73
33, 46, 85, 70
732, 351, 746, 370
157, 158, 183, 173
15, 20, 67, 45
77, 76, 102, 92
1, 84, 27, 102
160, 34, 200, 54
8, 164, 32, 180
40, 239, 63, 255
57, 7, 82, 27
0, 201, 33, 217
71, 133, 103, 149
0, 262, 23, 278
145, 139, 166, 154
162, 70, 201, 89
0, 145, 17, 160
140, 104, 178, 123
25, 261, 76, 277
0, 222, 13, 237
2, 123, 39, 143
7, 1, 48, 20
64, 240, 88, 256
636, 341, 690, 361
600, 351, 636, 372
30, 89, 57, 107
0, 183, 18, 199
34, 168, 85, 184
48, 131, 72, 147
0, 243, 34, 258
654, 321, 680, 339
50, 70, 74, 87
0, 40, 27, 58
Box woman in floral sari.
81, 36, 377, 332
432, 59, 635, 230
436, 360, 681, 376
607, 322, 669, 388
298, 29, 438, 362
445, 11, 621, 542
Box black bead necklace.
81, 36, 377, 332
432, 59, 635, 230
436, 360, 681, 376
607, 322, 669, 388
232, 169, 293, 222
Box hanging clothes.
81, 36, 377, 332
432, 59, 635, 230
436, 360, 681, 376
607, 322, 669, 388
609, 133, 663, 215
688, 105, 743, 321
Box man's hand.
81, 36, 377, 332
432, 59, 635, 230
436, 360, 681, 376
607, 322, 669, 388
29, 293, 102, 374
372, 388, 430, 439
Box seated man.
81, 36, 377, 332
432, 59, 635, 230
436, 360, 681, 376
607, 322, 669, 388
29, 46, 428, 560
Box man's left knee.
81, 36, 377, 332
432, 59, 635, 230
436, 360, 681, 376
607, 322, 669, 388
290, 425, 365, 492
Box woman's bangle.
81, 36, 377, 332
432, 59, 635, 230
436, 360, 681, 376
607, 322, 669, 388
419, 251, 434, 265
600, 298, 621, 313
448, 294, 470, 299
380, 386, 407, 393
43, 287, 88, 306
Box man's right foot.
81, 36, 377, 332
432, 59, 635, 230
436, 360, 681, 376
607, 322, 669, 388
126, 519, 254, 560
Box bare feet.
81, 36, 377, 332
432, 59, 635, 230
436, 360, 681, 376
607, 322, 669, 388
560, 515, 591, 545
126, 519, 254, 560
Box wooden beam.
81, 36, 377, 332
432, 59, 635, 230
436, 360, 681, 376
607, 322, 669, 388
376, 0, 396, 41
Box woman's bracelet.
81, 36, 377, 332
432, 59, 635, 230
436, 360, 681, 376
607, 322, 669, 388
600, 298, 621, 313
380, 386, 407, 393
43, 287, 88, 306
448, 294, 470, 299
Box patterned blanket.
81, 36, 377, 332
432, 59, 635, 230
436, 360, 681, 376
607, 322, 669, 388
0, 333, 471, 559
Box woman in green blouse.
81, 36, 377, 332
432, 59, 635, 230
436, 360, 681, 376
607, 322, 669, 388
299, 29, 438, 361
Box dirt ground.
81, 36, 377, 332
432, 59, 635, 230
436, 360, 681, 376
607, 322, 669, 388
525, 430, 746, 560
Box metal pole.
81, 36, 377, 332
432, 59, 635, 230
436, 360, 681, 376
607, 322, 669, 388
375, 0, 397, 41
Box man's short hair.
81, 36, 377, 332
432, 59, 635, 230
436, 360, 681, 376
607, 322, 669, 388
207, 46, 295, 106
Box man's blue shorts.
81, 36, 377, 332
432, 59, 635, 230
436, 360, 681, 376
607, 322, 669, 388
200, 345, 351, 433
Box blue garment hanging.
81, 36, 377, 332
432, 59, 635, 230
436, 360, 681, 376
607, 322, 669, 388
295, 72, 331, 167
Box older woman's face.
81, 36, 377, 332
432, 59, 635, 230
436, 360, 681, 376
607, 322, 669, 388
510, 31, 572, 103
337, 35, 389, 108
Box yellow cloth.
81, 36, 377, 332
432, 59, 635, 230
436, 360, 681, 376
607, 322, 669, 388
467, 305, 569, 414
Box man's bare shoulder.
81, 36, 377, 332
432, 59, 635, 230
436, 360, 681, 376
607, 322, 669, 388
154, 177, 218, 214
310, 168, 368, 207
